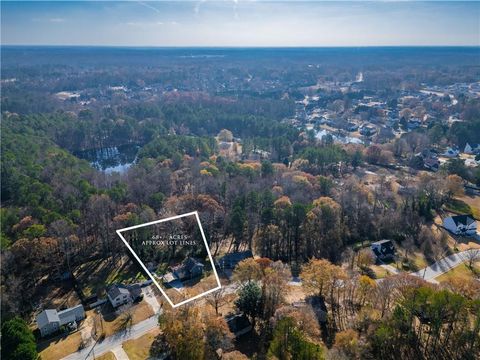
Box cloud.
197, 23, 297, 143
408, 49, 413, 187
32, 17, 66, 23
125, 20, 177, 28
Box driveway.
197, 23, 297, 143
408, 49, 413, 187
410, 249, 478, 283
168, 279, 184, 292
111, 345, 129, 360
62, 315, 159, 360
142, 286, 161, 313
63, 249, 477, 360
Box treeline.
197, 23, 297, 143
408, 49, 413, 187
160, 257, 480, 360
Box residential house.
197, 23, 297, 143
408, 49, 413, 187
464, 143, 480, 155
442, 147, 459, 158
217, 250, 253, 270
424, 157, 440, 172
36, 304, 85, 337
347, 123, 359, 132
443, 215, 477, 236
225, 314, 252, 337
172, 257, 204, 280
371, 240, 396, 261
407, 118, 422, 130
249, 149, 271, 161
107, 283, 143, 308
359, 125, 377, 137
163, 257, 205, 285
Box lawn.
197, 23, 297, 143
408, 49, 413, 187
101, 301, 155, 337
457, 195, 480, 219
370, 265, 391, 279
122, 328, 161, 360
410, 251, 428, 270
443, 199, 473, 216
437, 262, 480, 283
38, 331, 83, 360
95, 352, 116, 360
74, 256, 146, 298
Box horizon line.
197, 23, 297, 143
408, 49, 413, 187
2, 44, 480, 48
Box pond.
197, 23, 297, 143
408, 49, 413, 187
74, 144, 140, 174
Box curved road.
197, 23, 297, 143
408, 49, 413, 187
63, 250, 478, 359
410, 248, 479, 283
62, 315, 159, 360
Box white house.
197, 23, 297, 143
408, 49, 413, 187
464, 143, 480, 154
442, 147, 459, 158
443, 215, 477, 236
36, 304, 85, 337
107, 284, 132, 308
107, 283, 142, 308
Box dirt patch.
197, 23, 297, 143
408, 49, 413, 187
284, 285, 306, 304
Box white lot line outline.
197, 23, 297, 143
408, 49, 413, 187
116, 211, 222, 308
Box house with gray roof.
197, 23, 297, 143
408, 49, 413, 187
36, 304, 85, 337
371, 240, 396, 261
162, 257, 205, 286
443, 215, 477, 236
217, 250, 253, 270
107, 283, 143, 308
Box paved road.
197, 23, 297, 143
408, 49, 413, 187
410, 249, 479, 283
62, 283, 234, 360
63, 249, 478, 359
63, 315, 158, 360
111, 345, 129, 360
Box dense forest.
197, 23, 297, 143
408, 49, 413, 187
1, 47, 480, 360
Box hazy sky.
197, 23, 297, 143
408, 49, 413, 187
2, 1, 479, 46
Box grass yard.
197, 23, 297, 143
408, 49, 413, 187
437, 262, 480, 283
444, 199, 474, 217
411, 251, 428, 270
74, 256, 146, 298
457, 195, 480, 219
38, 331, 83, 360
95, 352, 116, 360
101, 301, 154, 337
370, 265, 391, 279
122, 328, 161, 360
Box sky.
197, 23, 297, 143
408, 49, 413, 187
1, 1, 479, 47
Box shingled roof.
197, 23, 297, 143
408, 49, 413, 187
451, 215, 475, 226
